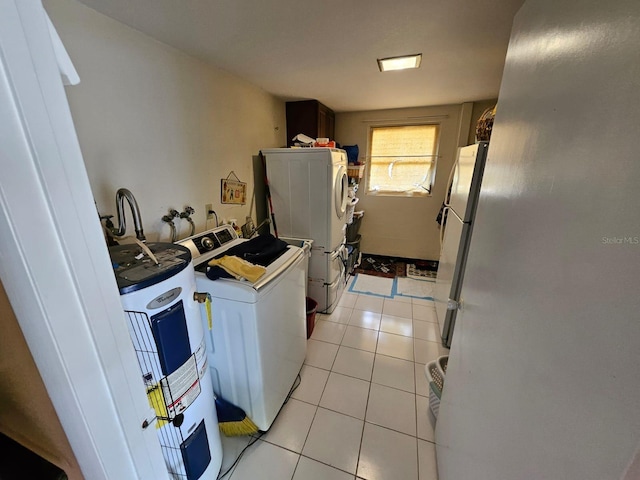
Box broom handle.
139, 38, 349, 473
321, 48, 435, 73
260, 151, 278, 238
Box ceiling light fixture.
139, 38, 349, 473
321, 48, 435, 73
377, 54, 422, 72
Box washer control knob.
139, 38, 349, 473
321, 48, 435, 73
201, 236, 214, 250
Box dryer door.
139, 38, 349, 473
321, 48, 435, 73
334, 165, 348, 219
328, 150, 348, 250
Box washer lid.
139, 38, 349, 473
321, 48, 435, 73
109, 242, 191, 294
194, 245, 305, 303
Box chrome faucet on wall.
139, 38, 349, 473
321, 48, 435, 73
111, 188, 146, 242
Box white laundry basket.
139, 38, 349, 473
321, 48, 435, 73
425, 355, 448, 419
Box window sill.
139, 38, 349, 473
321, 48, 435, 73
366, 190, 431, 198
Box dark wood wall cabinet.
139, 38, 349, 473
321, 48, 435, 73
285, 100, 335, 147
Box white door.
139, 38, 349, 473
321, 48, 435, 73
0, 3, 168, 478
436, 1, 640, 479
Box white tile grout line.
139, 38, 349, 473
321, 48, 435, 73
349, 273, 436, 301
238, 288, 440, 479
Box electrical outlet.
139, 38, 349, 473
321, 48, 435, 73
205, 204, 214, 220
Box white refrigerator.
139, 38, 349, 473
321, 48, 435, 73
435, 1, 640, 479
434, 142, 489, 348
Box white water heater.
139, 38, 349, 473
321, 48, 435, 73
109, 243, 222, 480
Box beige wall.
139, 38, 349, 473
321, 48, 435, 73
43, 0, 497, 259
335, 104, 464, 260
45, 0, 286, 243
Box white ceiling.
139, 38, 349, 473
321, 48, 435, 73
74, 0, 525, 113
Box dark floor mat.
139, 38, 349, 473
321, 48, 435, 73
355, 254, 438, 279
354, 254, 406, 278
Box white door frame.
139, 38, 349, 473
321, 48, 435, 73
0, 1, 168, 478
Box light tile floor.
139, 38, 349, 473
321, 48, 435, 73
219, 274, 448, 480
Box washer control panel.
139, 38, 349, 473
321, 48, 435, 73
214, 228, 234, 247
177, 225, 239, 260
194, 234, 220, 253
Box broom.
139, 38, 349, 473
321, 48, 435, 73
215, 394, 259, 436
260, 151, 278, 238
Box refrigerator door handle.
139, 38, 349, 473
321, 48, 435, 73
444, 154, 458, 206
439, 206, 450, 253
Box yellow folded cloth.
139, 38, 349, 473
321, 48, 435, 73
208, 255, 267, 283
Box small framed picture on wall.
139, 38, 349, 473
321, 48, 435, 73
221, 173, 246, 205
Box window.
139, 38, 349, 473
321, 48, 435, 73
367, 124, 440, 196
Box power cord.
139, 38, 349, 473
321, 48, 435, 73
283, 373, 302, 405
216, 372, 302, 479
217, 432, 264, 480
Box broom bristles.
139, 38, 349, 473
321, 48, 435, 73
215, 394, 259, 436
218, 416, 259, 437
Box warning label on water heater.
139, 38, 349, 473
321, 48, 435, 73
160, 355, 201, 417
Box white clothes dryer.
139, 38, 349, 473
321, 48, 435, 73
261, 147, 348, 313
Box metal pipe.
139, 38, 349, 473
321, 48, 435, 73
112, 188, 145, 241
165, 209, 179, 242
162, 214, 177, 243
179, 206, 196, 237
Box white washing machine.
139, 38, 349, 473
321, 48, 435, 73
109, 242, 223, 480
178, 225, 307, 431
261, 147, 349, 313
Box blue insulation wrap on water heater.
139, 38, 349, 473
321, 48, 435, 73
150, 300, 192, 376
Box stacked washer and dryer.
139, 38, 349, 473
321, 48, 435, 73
261, 147, 349, 313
